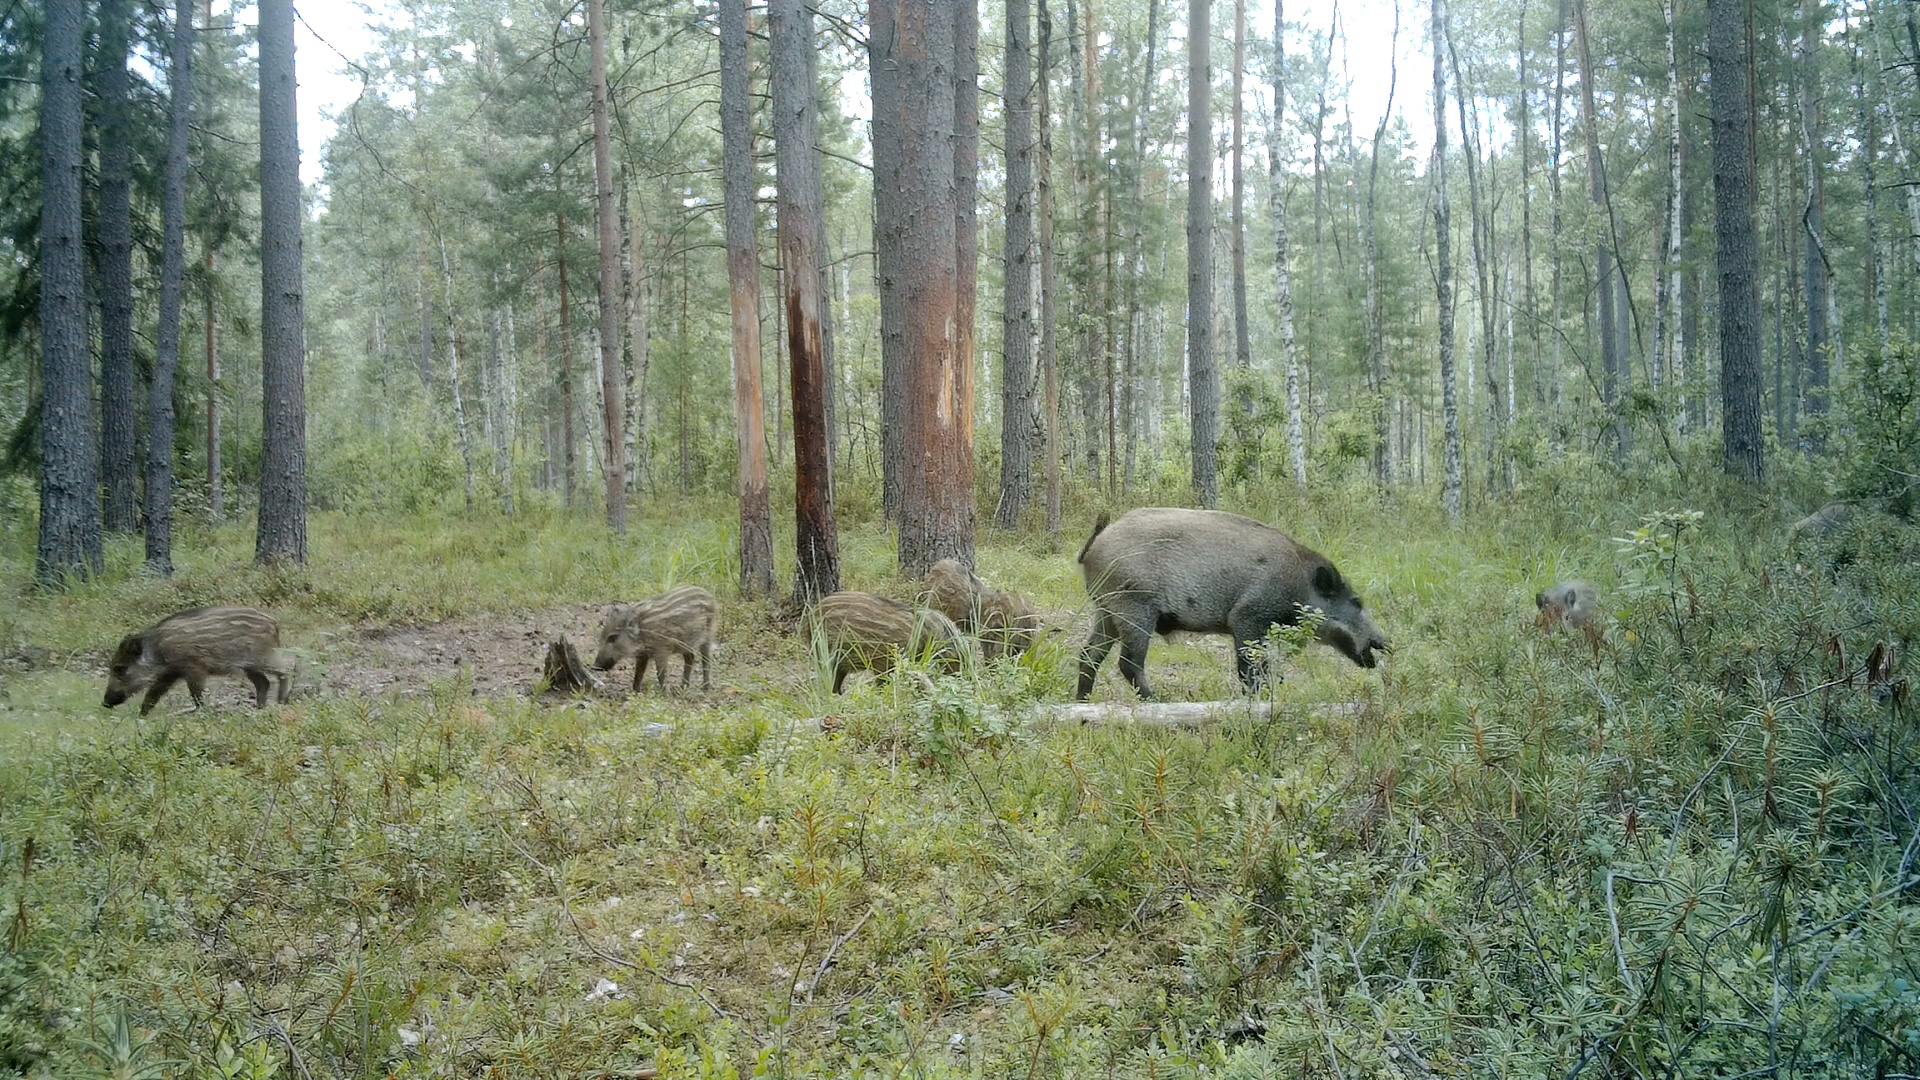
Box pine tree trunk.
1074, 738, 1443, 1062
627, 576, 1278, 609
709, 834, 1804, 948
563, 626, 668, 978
558, 213, 578, 508
777, 0, 840, 600
144, 0, 195, 572
1123, 0, 1161, 493
1433, 0, 1461, 523
881, 0, 975, 574
1038, 0, 1062, 542
1709, 0, 1764, 481
1799, 3, 1828, 446
98, 0, 140, 535
36, 0, 101, 585
870, 10, 906, 522
1269, 0, 1306, 485
1855, 13, 1889, 365
1231, 0, 1251, 387
256, 0, 308, 564
997, 0, 1036, 529
146, 0, 194, 576
201, 0, 223, 527
1187, 0, 1218, 506
588, 0, 628, 534
720, 0, 775, 597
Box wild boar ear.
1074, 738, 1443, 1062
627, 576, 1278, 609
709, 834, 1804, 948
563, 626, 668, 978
1563, 587, 1580, 608
1313, 564, 1342, 596
134, 635, 156, 666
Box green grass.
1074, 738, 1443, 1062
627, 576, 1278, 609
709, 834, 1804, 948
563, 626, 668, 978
2, 484, 1917, 1077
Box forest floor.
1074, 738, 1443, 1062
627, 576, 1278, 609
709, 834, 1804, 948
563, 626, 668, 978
2, 487, 1916, 1078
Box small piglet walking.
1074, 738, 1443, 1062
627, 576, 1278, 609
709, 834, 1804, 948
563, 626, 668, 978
103, 606, 295, 715
593, 585, 719, 691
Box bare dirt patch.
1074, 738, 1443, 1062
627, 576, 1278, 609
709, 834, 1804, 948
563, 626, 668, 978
311, 601, 814, 703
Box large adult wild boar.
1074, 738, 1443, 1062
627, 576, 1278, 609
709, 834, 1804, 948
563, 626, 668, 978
1074, 508, 1388, 700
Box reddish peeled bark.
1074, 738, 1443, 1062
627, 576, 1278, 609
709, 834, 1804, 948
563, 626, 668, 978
720, 0, 774, 597
775, 0, 841, 601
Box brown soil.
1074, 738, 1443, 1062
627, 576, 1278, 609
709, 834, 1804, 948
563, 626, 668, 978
312, 601, 812, 703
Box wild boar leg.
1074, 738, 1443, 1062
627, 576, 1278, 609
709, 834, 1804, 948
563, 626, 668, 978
138, 672, 181, 716
832, 661, 852, 695
183, 672, 209, 710
244, 668, 273, 707
632, 654, 650, 691
678, 652, 694, 688
1075, 611, 1121, 701
1114, 614, 1156, 700
1229, 607, 1279, 692
699, 641, 713, 690
275, 670, 293, 703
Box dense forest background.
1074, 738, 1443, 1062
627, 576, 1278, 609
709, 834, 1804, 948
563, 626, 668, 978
5, 0, 1915, 571
4, 1, 1920, 1076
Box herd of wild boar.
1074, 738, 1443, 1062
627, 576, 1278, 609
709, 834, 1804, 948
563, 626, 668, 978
99, 502, 1864, 715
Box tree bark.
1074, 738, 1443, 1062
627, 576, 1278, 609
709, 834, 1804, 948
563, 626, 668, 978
1363, 0, 1400, 488
36, 0, 101, 585
1448, 29, 1501, 493
1659, 0, 1686, 437
870, 6, 906, 522
1798, 1, 1827, 446
1520, 0, 1541, 415
557, 213, 578, 509
1231, 0, 1251, 388
202, 0, 223, 527
1039, 0, 1062, 542
98, 0, 140, 534
1574, 0, 1625, 463
1433, 0, 1461, 523
256, 0, 307, 564
1187, 0, 1218, 506
437, 236, 476, 514
777, 0, 841, 600
1709, 0, 1764, 481
1854, 10, 1888, 366
720, 0, 775, 597
589, 0, 628, 533
1269, 0, 1306, 485
998, 0, 1036, 529
147, 0, 195, 576
881, 0, 975, 574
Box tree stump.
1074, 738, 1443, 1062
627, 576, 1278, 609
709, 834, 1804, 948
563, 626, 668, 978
541, 638, 600, 696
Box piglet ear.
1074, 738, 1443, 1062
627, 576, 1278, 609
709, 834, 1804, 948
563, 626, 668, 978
1313, 564, 1342, 596
1564, 587, 1579, 608
135, 635, 156, 666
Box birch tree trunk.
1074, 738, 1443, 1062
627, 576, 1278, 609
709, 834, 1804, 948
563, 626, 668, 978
1231, 0, 1251, 385
1574, 0, 1625, 463
1449, 31, 1501, 493
1432, 0, 1462, 522
437, 236, 476, 514
1268, 0, 1307, 485
1363, 0, 1400, 488
1661, 0, 1687, 436
588, 0, 628, 534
